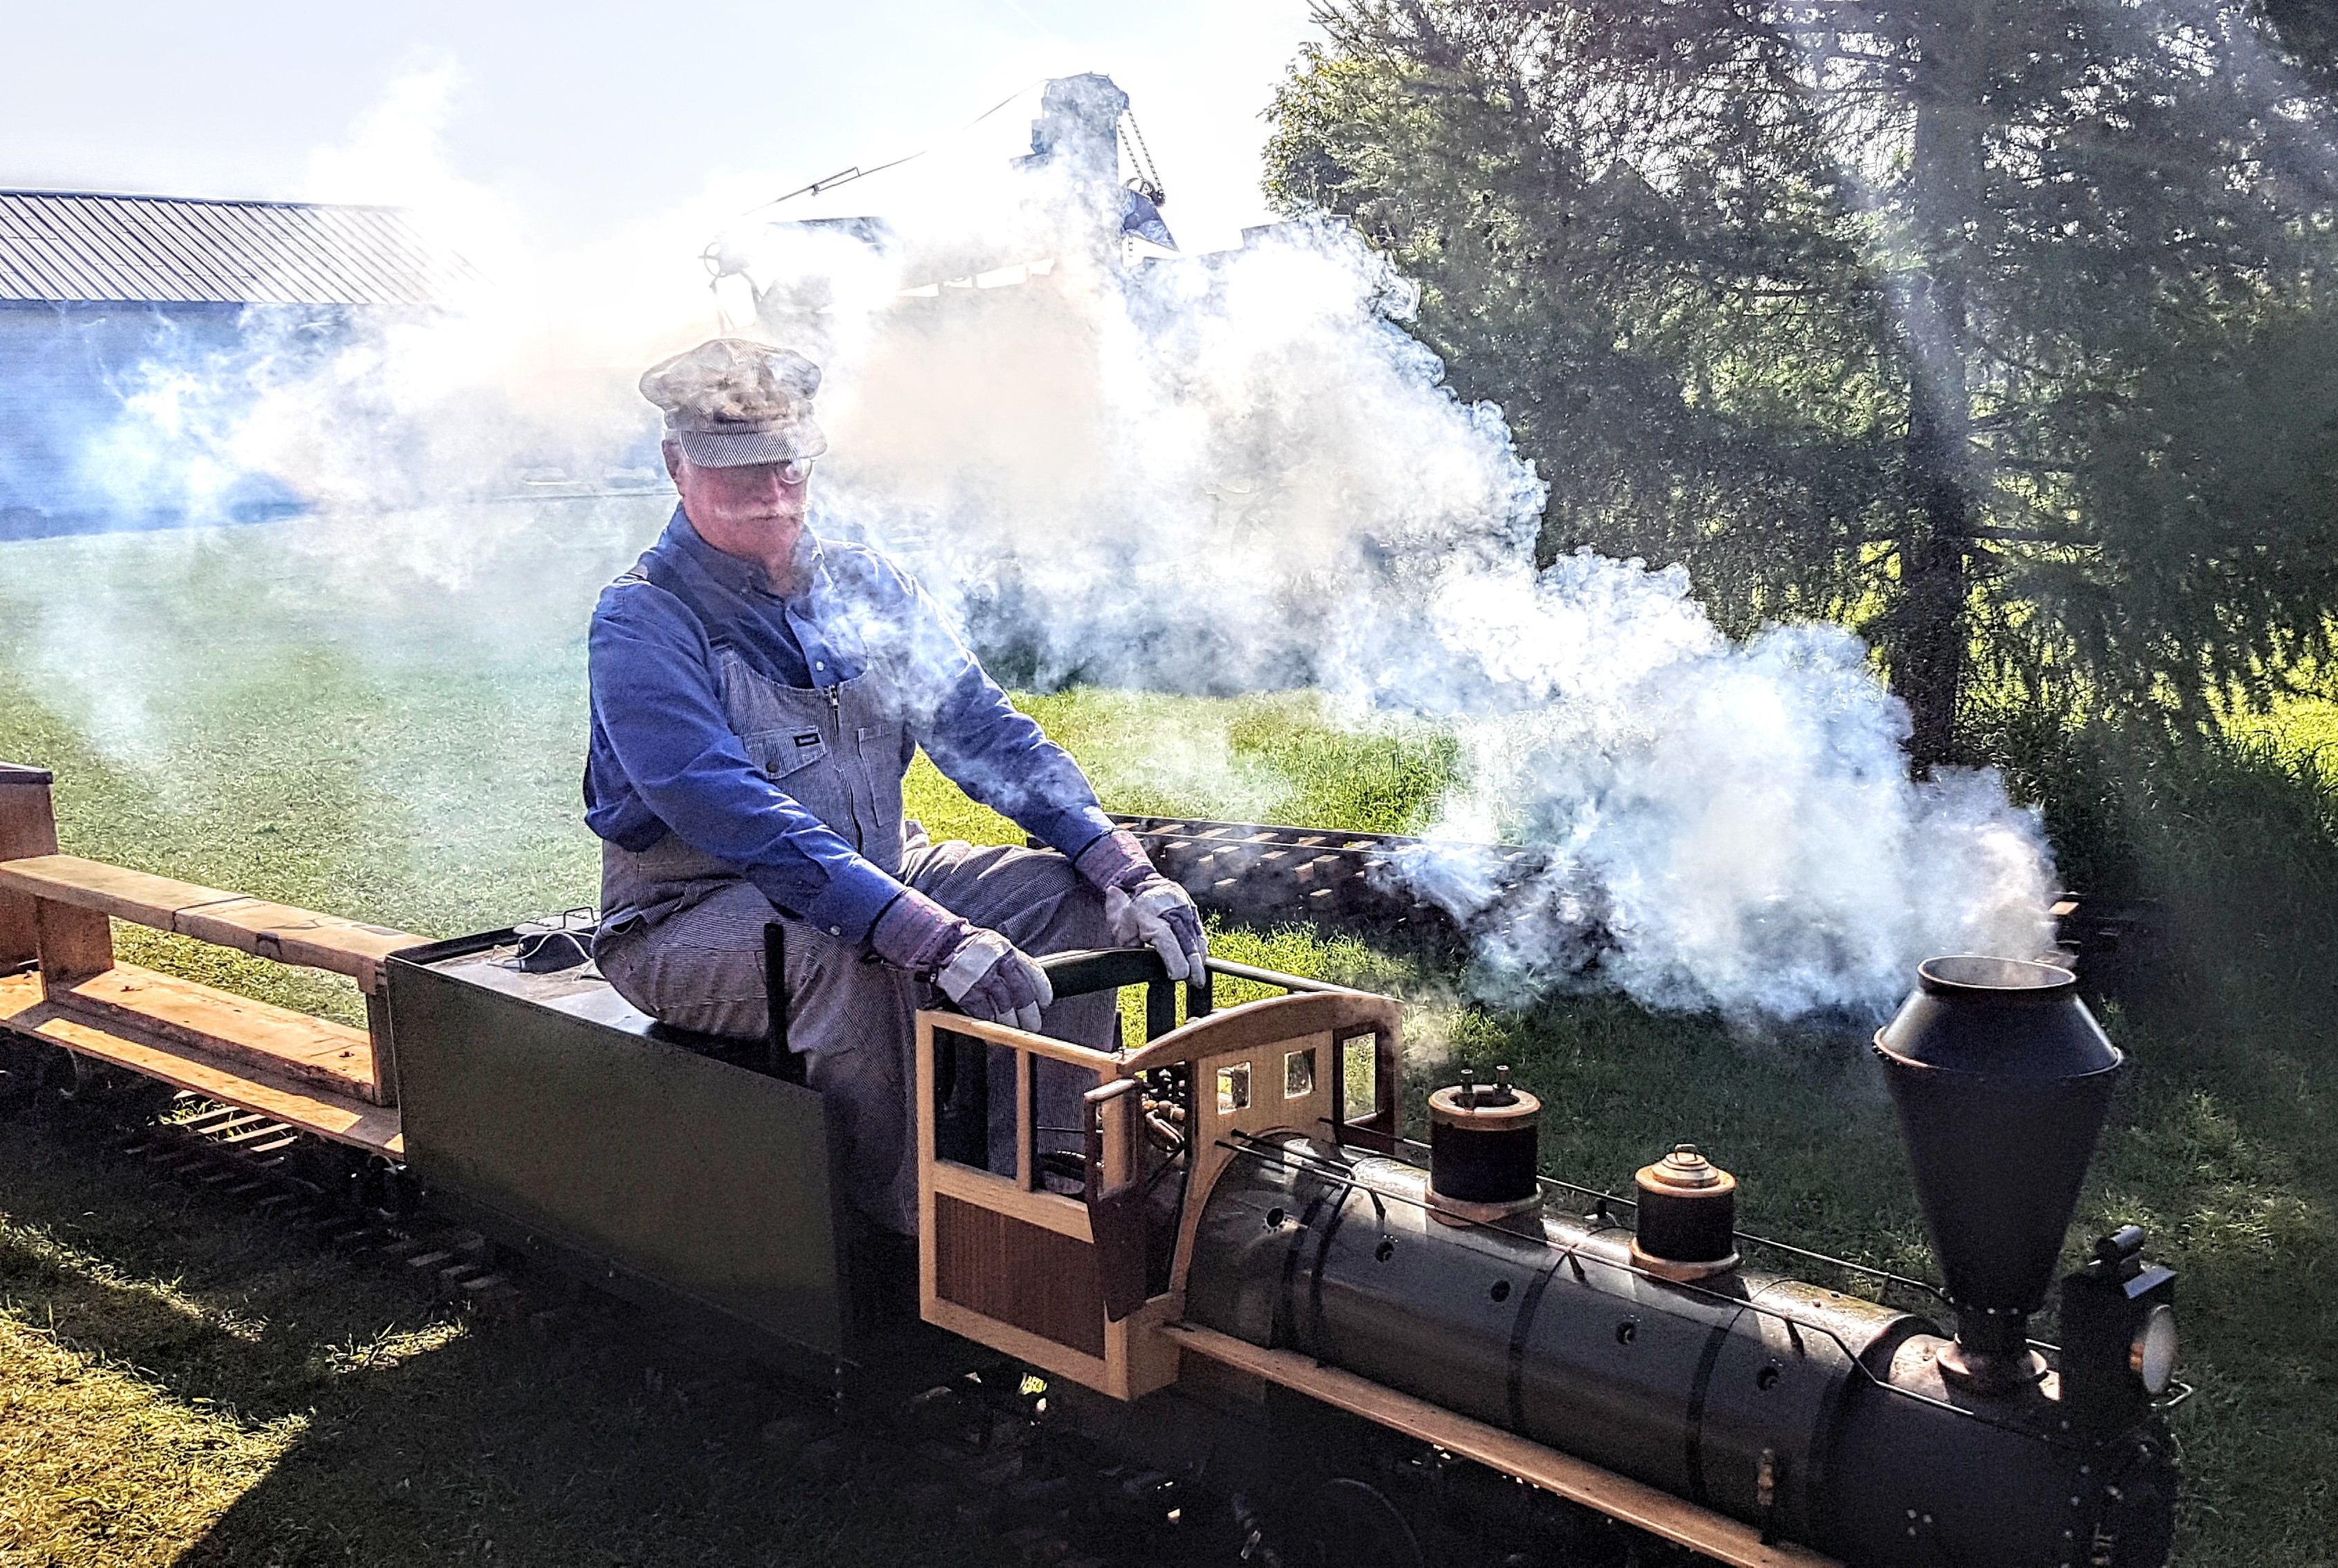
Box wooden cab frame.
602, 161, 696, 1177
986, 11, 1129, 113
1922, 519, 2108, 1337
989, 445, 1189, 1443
914, 952, 1402, 1401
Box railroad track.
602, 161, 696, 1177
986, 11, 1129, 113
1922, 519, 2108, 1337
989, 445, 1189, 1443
1106, 812, 1584, 967
1109, 813, 1541, 933
8, 1052, 525, 1315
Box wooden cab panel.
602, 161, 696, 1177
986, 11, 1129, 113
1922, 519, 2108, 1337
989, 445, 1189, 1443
933, 1192, 1106, 1357
913, 982, 1402, 1403
1126, 991, 1403, 1300
914, 1011, 1123, 1390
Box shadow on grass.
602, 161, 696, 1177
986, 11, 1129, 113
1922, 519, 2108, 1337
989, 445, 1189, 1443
0, 1114, 991, 1568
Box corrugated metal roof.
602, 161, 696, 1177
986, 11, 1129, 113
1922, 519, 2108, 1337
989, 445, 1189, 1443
0, 189, 472, 306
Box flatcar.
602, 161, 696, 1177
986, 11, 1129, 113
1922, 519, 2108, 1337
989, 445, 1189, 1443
0, 762, 2183, 1568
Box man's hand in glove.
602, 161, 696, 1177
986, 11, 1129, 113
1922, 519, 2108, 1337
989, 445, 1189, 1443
933, 928, 1053, 1033
1074, 830, 1208, 982
870, 887, 1054, 1032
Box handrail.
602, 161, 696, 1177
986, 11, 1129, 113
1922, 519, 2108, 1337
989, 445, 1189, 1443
1389, 1134, 1959, 1314
1204, 957, 1374, 996
924, 948, 1373, 1065
915, 1009, 1125, 1074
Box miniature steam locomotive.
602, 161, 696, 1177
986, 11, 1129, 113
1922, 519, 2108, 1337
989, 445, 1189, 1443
0, 764, 2184, 1568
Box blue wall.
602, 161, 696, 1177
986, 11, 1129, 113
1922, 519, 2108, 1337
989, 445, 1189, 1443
0, 301, 355, 539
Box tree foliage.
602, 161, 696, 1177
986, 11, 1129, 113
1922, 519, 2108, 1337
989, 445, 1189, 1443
1266, 0, 2338, 760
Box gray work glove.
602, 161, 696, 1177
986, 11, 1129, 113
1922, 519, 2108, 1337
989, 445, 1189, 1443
1074, 830, 1208, 982
871, 887, 1054, 1033
934, 928, 1054, 1034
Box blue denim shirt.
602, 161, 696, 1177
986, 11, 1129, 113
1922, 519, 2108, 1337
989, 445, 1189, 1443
585, 507, 1115, 941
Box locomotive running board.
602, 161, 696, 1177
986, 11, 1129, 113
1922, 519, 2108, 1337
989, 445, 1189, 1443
1163, 1323, 1843, 1568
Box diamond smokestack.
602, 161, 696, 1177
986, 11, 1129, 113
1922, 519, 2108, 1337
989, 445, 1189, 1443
1874, 955, 2125, 1393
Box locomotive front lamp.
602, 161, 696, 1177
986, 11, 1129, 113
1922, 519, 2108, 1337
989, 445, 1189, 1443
2133, 1303, 2179, 1395
2061, 1223, 2180, 1430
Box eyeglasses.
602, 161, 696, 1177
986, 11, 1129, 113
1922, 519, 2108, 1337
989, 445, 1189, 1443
695, 456, 815, 490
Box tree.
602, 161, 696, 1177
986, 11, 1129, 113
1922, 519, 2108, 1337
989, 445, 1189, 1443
1267, 0, 2338, 763
2260, 0, 2338, 86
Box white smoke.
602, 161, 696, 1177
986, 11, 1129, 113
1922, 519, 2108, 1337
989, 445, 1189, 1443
742, 176, 2059, 1018
1402, 561, 2054, 1016
38, 68, 2057, 1020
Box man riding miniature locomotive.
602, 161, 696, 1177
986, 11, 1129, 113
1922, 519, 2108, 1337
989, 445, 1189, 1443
584, 337, 1207, 1235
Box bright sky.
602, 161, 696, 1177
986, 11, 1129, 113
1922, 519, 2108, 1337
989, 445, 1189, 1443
2, 0, 1323, 254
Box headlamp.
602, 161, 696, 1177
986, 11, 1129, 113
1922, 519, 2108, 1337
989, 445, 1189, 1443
2130, 1303, 2178, 1395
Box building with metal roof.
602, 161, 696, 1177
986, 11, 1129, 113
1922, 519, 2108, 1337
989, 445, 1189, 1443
0, 190, 464, 308
0, 190, 467, 539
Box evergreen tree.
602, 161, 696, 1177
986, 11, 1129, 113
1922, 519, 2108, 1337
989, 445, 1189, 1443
1268, 0, 2338, 761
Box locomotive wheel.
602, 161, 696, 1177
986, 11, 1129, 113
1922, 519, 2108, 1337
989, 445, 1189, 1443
1289, 1477, 1426, 1568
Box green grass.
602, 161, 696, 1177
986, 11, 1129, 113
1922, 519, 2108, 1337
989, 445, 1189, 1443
3, 510, 2335, 1565
902, 689, 1456, 863
0, 1109, 999, 1568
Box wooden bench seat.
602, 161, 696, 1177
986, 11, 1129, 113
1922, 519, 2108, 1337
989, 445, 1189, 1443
0, 969, 402, 1155
0, 842, 429, 1112
0, 855, 422, 996
0, 774, 424, 1139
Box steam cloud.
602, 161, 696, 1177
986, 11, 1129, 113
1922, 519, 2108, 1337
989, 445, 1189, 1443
33, 71, 2057, 1021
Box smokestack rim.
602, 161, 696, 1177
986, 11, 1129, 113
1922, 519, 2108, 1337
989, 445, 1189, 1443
1914, 953, 2078, 1003
1426, 1083, 1543, 1128
1879, 955, 2121, 1080
1869, 1038, 2127, 1083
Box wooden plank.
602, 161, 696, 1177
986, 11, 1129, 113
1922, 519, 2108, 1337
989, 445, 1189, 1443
47, 962, 378, 1103
1103, 1292, 1184, 1403
924, 1295, 1112, 1392
930, 1158, 1094, 1242
0, 769, 62, 973
365, 989, 398, 1107
1015, 1046, 1037, 1191
1164, 1325, 1843, 1568
0, 855, 426, 994
0, 967, 42, 1025
913, 1009, 1123, 1074
0, 855, 244, 928
918, 1014, 942, 1353
1120, 990, 1401, 1076
36, 898, 113, 992
171, 897, 422, 995
1, 996, 402, 1155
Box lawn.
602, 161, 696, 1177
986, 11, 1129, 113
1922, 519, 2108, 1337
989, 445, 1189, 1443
2, 507, 2333, 1565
